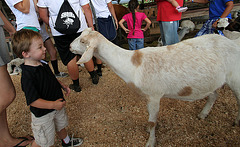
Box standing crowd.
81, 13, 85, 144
0, 0, 234, 146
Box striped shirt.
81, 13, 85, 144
21, 60, 64, 117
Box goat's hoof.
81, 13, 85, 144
198, 113, 207, 120
145, 138, 155, 147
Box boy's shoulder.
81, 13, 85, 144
21, 60, 49, 74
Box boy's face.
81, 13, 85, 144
25, 37, 46, 61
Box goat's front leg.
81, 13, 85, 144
145, 97, 161, 147
198, 92, 217, 119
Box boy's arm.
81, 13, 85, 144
58, 80, 71, 96
107, 2, 118, 29
30, 98, 66, 110
14, 0, 30, 14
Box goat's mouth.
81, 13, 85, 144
69, 46, 75, 53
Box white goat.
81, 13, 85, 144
7, 58, 24, 75
70, 28, 240, 147
217, 18, 240, 40
178, 20, 195, 41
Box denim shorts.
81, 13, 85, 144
159, 21, 179, 46
128, 38, 144, 50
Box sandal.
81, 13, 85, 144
14, 135, 34, 147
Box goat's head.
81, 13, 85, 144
217, 17, 240, 32
70, 28, 99, 64
217, 18, 230, 29
180, 20, 195, 32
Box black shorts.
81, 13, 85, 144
53, 32, 81, 65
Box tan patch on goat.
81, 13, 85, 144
167, 45, 176, 51
178, 86, 192, 96
131, 50, 143, 67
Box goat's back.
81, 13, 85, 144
134, 34, 240, 100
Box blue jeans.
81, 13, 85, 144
159, 21, 179, 46
128, 38, 144, 50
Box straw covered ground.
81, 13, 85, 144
7, 60, 240, 146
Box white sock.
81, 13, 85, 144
63, 135, 70, 144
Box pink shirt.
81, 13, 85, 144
122, 12, 147, 38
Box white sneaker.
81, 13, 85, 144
62, 135, 83, 147
55, 72, 68, 78
176, 7, 188, 13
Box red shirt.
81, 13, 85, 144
155, 0, 183, 21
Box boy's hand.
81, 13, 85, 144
63, 86, 71, 97
53, 98, 66, 110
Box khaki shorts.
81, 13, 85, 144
31, 108, 68, 147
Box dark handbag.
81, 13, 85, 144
54, 0, 81, 35
97, 16, 117, 41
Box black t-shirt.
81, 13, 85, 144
20, 60, 64, 117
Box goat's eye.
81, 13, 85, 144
80, 39, 85, 44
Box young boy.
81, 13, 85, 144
12, 29, 83, 147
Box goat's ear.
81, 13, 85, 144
77, 46, 95, 64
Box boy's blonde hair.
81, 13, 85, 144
12, 29, 42, 58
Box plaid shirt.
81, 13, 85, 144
195, 19, 224, 37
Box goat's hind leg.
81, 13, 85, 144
228, 83, 240, 126
145, 97, 161, 147
198, 92, 218, 119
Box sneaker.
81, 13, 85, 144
91, 71, 99, 84
55, 72, 69, 78
62, 137, 83, 147
69, 84, 81, 92
176, 6, 188, 13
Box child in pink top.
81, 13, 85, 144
119, 0, 151, 50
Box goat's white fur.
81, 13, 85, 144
7, 58, 24, 75
70, 28, 240, 147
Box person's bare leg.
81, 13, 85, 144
96, 58, 102, 65
84, 59, 95, 72
44, 39, 57, 61
57, 128, 68, 140
67, 56, 79, 80
0, 65, 32, 146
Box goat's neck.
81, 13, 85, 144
95, 40, 135, 83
